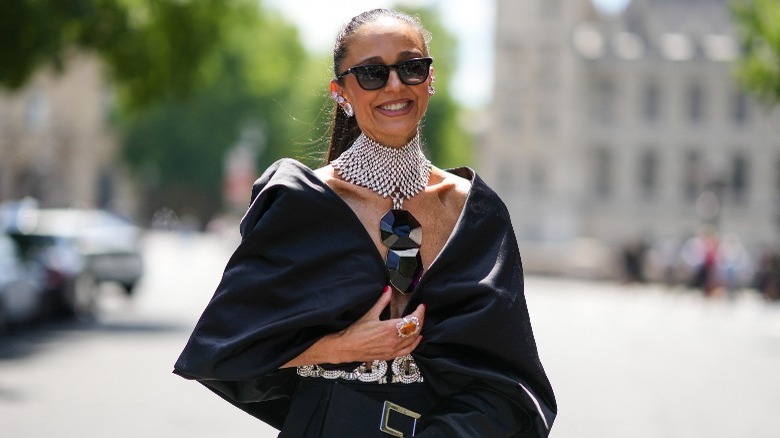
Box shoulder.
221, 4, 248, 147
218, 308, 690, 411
254, 158, 311, 187
441, 166, 514, 223
431, 166, 471, 196
250, 158, 332, 199
312, 163, 338, 184
423, 167, 471, 218
240, 159, 332, 238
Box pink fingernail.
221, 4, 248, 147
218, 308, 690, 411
384, 285, 392, 294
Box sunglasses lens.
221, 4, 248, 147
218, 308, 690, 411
346, 58, 432, 90
397, 59, 430, 84
353, 65, 389, 90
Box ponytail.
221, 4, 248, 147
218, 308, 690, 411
326, 103, 361, 162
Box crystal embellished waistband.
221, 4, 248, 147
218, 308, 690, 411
296, 354, 424, 384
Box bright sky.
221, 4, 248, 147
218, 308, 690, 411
265, 0, 631, 108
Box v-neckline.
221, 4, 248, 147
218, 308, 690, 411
290, 160, 474, 297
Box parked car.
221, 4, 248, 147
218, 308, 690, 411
4, 208, 144, 315
8, 232, 96, 318
0, 233, 44, 332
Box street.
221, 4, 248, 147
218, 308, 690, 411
1, 231, 779, 437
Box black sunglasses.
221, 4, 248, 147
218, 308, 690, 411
337, 57, 433, 91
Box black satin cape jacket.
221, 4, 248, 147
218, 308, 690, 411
173, 159, 556, 437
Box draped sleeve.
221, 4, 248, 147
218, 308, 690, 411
173, 158, 388, 427
408, 168, 556, 437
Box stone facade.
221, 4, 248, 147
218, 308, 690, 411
0, 52, 132, 212
485, 0, 780, 276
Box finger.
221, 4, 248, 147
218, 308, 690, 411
399, 335, 423, 356
407, 303, 426, 328
363, 285, 392, 320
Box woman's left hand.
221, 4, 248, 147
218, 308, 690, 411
281, 285, 425, 367
330, 285, 425, 363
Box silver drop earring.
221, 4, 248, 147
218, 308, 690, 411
428, 75, 436, 96
331, 91, 354, 117
342, 102, 354, 117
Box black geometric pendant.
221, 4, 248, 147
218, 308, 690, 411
386, 248, 423, 293
380, 209, 423, 249
380, 209, 423, 294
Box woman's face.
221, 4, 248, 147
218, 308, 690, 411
333, 18, 432, 148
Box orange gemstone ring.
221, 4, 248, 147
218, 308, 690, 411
396, 316, 420, 338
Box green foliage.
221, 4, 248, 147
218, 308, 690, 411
0, 0, 124, 88
120, 5, 325, 221
0, 0, 243, 110
733, 0, 780, 104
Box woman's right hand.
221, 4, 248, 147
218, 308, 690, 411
280, 285, 425, 368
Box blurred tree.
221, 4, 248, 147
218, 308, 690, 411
397, 6, 472, 168
0, 0, 244, 110
733, 0, 780, 105
121, 4, 323, 223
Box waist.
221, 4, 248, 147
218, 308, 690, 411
297, 354, 424, 384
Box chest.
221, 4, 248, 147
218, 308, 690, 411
329, 182, 463, 316
339, 189, 461, 271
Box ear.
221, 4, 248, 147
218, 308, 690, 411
330, 80, 343, 97
429, 66, 435, 84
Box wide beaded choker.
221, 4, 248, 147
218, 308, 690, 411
332, 132, 431, 294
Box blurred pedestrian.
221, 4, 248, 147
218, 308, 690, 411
620, 237, 647, 283
173, 8, 555, 437
753, 247, 780, 301
682, 227, 720, 296
716, 233, 752, 298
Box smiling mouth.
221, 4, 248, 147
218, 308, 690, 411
379, 101, 411, 111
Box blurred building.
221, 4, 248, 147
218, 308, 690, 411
0, 52, 134, 212
485, 0, 780, 277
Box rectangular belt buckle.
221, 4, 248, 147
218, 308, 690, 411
380, 400, 421, 437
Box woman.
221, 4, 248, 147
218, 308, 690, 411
174, 9, 556, 437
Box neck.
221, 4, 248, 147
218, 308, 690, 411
362, 130, 420, 149
360, 131, 421, 152
364, 130, 420, 149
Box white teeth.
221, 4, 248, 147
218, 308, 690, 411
381, 101, 410, 111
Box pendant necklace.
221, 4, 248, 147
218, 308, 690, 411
332, 131, 431, 294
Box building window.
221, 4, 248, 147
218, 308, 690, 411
529, 162, 547, 196
538, 53, 559, 89
594, 147, 613, 198
731, 92, 749, 125
591, 78, 616, 125
537, 111, 557, 132
498, 162, 515, 192
540, 0, 562, 19
642, 82, 660, 121
25, 89, 49, 132
730, 153, 749, 203
683, 150, 702, 200
776, 155, 780, 202
687, 82, 706, 123
639, 149, 659, 198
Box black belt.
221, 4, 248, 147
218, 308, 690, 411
318, 382, 422, 437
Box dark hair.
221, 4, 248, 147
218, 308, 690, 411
326, 9, 432, 162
